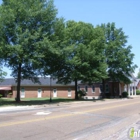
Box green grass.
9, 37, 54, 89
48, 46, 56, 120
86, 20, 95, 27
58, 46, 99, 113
0, 97, 106, 107
0, 97, 76, 107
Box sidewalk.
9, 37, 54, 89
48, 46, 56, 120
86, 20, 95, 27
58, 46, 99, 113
0, 96, 139, 112
0, 106, 36, 112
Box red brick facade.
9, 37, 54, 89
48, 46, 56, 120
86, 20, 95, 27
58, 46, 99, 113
10, 86, 75, 99
0, 78, 124, 99
136, 81, 140, 90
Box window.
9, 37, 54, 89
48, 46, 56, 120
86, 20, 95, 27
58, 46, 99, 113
68, 88, 71, 97
100, 85, 103, 92
53, 89, 57, 97
21, 88, 25, 98
37, 88, 42, 98
92, 85, 95, 93
105, 84, 109, 93
85, 86, 88, 92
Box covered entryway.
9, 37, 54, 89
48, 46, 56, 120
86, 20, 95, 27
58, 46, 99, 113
0, 86, 12, 97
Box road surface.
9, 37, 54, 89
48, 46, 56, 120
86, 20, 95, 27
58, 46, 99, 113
0, 97, 140, 140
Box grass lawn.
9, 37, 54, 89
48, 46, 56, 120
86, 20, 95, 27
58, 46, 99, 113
0, 97, 76, 107
0, 96, 107, 107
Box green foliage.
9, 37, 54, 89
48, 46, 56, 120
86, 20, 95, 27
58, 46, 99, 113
8, 92, 13, 95
0, 0, 58, 102
43, 21, 137, 100
0, 49, 7, 81
100, 23, 137, 84
122, 92, 128, 98
78, 89, 87, 98
0, 94, 2, 98
0, 67, 7, 81
0, 0, 57, 79
0, 98, 75, 106
136, 89, 140, 95
137, 71, 140, 79
0, 1, 137, 102
48, 21, 108, 99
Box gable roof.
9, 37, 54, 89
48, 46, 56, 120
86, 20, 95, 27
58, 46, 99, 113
135, 79, 140, 86
0, 77, 75, 86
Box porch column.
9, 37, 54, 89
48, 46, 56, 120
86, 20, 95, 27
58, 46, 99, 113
134, 81, 136, 96
124, 84, 127, 91
131, 84, 133, 96
128, 84, 130, 96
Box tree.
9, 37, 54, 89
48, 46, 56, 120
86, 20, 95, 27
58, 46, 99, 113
0, 0, 57, 102
0, 65, 7, 82
0, 46, 7, 81
100, 23, 137, 97
46, 21, 107, 99
137, 69, 140, 78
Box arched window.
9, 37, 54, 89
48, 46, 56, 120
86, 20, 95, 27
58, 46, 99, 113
92, 85, 95, 93
85, 86, 88, 92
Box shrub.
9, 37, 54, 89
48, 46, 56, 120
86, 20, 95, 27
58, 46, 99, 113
8, 92, 13, 95
136, 90, 140, 95
78, 89, 87, 98
105, 93, 111, 98
0, 94, 2, 98
122, 92, 128, 98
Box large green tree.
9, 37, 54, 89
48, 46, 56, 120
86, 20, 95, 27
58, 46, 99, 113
0, 45, 7, 81
137, 69, 140, 78
0, 0, 57, 102
0, 64, 7, 81
45, 20, 107, 99
100, 23, 137, 97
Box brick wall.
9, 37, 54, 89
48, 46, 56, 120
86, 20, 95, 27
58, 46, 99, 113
137, 81, 140, 90
78, 84, 101, 97
12, 86, 75, 99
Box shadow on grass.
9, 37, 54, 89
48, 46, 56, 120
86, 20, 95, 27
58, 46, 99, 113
0, 97, 106, 107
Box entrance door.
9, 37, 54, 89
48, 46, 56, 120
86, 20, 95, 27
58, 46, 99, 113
53, 89, 57, 97
38, 88, 42, 98
20, 88, 25, 98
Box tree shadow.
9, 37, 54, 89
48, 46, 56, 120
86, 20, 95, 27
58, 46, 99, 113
0, 97, 106, 107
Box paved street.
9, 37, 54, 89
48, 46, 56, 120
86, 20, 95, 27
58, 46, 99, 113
0, 97, 140, 140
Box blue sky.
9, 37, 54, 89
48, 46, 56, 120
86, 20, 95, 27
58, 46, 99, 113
1, 0, 140, 77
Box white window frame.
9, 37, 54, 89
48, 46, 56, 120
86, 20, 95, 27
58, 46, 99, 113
20, 88, 25, 98
37, 88, 42, 98
68, 88, 71, 97
53, 88, 57, 97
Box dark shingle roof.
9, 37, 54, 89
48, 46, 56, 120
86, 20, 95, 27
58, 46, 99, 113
0, 77, 75, 86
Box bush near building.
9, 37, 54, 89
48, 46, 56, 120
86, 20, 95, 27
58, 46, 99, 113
0, 94, 2, 98
122, 92, 128, 98
78, 90, 87, 99
136, 89, 140, 95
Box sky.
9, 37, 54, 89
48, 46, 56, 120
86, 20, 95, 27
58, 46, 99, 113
1, 0, 140, 77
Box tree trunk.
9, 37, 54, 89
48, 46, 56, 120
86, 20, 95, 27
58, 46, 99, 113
102, 79, 105, 98
74, 78, 79, 100
16, 63, 22, 102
